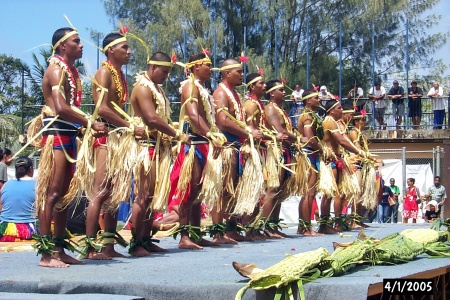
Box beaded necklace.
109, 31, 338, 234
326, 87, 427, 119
48, 55, 82, 107
102, 61, 128, 106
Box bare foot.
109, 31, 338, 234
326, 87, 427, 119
273, 229, 292, 238
179, 236, 203, 250
245, 231, 265, 241
349, 222, 363, 230
58, 250, 85, 265
148, 243, 169, 253
130, 246, 152, 257
318, 225, 339, 234
197, 238, 220, 247
301, 228, 324, 237
213, 235, 238, 244
264, 230, 284, 239
39, 253, 69, 268
225, 231, 245, 242
102, 244, 126, 258
85, 248, 112, 260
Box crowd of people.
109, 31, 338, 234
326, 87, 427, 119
0, 25, 447, 269
288, 80, 448, 131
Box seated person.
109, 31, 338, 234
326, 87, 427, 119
423, 200, 441, 222
0, 157, 37, 241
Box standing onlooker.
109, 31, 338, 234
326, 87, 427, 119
387, 80, 405, 129
318, 85, 333, 117
402, 178, 420, 223
407, 80, 423, 130
425, 176, 447, 207
0, 157, 37, 241
427, 81, 445, 129
289, 84, 304, 127
347, 83, 364, 111
378, 178, 394, 223
368, 82, 387, 129
389, 178, 400, 223
0, 148, 12, 190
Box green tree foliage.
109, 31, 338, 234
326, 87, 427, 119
103, 0, 448, 97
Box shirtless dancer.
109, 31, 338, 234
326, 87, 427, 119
84, 32, 144, 260
261, 79, 297, 239
242, 72, 268, 241
35, 27, 105, 267
129, 52, 188, 256
168, 52, 224, 249
297, 89, 323, 236
320, 100, 366, 233
213, 59, 263, 244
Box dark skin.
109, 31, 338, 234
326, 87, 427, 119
85, 41, 145, 260
296, 94, 323, 236
39, 32, 105, 268
173, 61, 219, 250
262, 83, 293, 239
213, 59, 263, 244
130, 62, 188, 256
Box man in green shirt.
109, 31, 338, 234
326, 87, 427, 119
389, 178, 400, 223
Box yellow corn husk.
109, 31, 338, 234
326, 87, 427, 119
151, 144, 172, 212
360, 163, 378, 210
232, 144, 265, 216
174, 145, 196, 202
197, 142, 223, 210
248, 247, 328, 290
320, 239, 372, 276
35, 135, 55, 213
221, 146, 238, 196
108, 131, 139, 211
317, 160, 338, 199
265, 143, 280, 189
400, 229, 439, 245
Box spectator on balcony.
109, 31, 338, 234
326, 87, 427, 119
347, 83, 364, 111
368, 81, 386, 130
427, 81, 445, 129
318, 86, 333, 116
387, 80, 405, 129
407, 80, 423, 130
289, 84, 304, 127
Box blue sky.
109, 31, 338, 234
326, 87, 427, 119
1, 0, 112, 76
1, 0, 449, 78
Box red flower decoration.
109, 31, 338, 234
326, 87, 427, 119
171, 54, 177, 64
334, 95, 340, 101
202, 48, 210, 56
360, 109, 367, 116
257, 68, 264, 76
119, 26, 129, 35
313, 85, 319, 91
240, 55, 248, 63
354, 105, 358, 110
281, 78, 286, 84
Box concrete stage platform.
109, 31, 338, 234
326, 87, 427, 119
1, 223, 449, 300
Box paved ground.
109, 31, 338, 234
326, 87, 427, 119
0, 222, 448, 300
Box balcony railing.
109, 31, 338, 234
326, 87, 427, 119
22, 95, 450, 131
